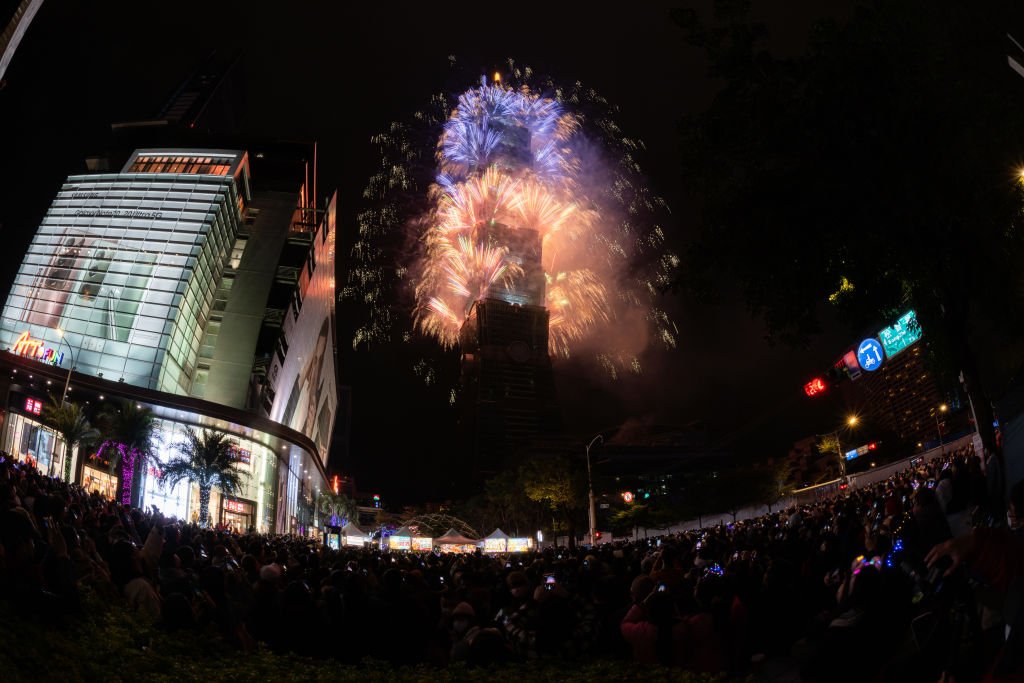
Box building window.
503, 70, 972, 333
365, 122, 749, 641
192, 365, 210, 397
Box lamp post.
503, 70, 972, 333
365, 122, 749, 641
935, 403, 948, 456
830, 415, 859, 481
54, 328, 76, 407
586, 434, 603, 546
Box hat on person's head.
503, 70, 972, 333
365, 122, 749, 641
453, 601, 475, 618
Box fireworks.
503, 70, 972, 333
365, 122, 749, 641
345, 62, 679, 375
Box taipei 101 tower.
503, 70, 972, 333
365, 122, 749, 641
457, 220, 561, 479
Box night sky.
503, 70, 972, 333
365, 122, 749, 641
0, 2, 864, 502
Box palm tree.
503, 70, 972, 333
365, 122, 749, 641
160, 428, 248, 527
98, 401, 159, 506
42, 399, 99, 483
317, 490, 359, 527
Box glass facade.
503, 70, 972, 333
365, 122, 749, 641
0, 171, 242, 396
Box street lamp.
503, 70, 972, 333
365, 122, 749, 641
830, 415, 859, 481
54, 328, 77, 407
935, 404, 948, 455
586, 434, 603, 546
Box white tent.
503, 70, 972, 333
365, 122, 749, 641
341, 521, 368, 546
483, 528, 510, 553
388, 525, 415, 551
436, 528, 478, 553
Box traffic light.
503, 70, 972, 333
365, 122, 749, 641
806, 358, 856, 397
804, 377, 827, 397
372, 494, 381, 509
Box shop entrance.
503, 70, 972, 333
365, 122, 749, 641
220, 497, 255, 533
82, 464, 117, 499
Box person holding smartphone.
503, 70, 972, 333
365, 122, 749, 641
621, 589, 687, 667
495, 571, 540, 659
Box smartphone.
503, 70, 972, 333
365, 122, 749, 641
505, 562, 512, 569
656, 583, 667, 592
544, 574, 556, 590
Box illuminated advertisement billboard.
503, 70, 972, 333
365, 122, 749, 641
0, 167, 242, 394
267, 193, 338, 463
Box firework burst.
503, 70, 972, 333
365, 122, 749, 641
344, 61, 679, 376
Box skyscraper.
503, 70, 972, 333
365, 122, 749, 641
0, 147, 338, 534
457, 221, 561, 478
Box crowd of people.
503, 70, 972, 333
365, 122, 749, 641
2, 445, 1022, 680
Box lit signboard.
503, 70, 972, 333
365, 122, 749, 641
857, 338, 884, 372
842, 350, 862, 380
878, 310, 922, 360
229, 445, 251, 465
24, 397, 42, 415
10, 331, 64, 366
508, 538, 532, 553
844, 442, 879, 461
224, 499, 250, 514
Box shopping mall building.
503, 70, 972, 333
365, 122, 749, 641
0, 148, 338, 534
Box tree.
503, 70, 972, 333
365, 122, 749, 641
159, 428, 248, 527
816, 434, 843, 481
42, 398, 99, 483
317, 490, 359, 527
519, 456, 586, 545
712, 467, 774, 523
765, 457, 797, 512
610, 504, 653, 539
674, 1, 1024, 454
97, 401, 159, 506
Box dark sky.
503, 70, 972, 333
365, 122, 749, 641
0, 1, 865, 502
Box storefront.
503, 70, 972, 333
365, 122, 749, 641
221, 496, 256, 532
0, 392, 62, 477
82, 463, 118, 499
1, 350, 330, 534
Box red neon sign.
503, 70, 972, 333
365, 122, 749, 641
224, 499, 249, 513
804, 377, 827, 397
24, 397, 42, 415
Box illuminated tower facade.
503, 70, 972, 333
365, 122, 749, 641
457, 223, 560, 478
